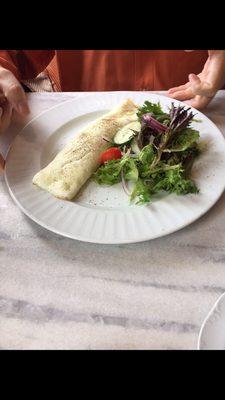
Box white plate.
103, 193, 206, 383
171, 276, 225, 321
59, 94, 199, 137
4, 92, 225, 244
198, 292, 225, 350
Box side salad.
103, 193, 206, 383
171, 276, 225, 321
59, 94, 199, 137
94, 101, 202, 205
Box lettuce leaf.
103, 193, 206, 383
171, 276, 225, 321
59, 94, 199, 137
137, 101, 165, 121
138, 144, 155, 165
93, 156, 138, 185
131, 165, 198, 204
153, 166, 199, 195
123, 158, 139, 181
93, 159, 123, 185
130, 179, 152, 204
164, 128, 200, 153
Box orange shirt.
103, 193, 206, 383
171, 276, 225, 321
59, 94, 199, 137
0, 50, 209, 91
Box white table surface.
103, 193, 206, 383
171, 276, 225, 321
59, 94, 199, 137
1, 91, 225, 350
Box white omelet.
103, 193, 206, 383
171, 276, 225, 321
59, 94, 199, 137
32, 99, 138, 200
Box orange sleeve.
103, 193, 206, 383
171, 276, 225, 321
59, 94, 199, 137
0, 50, 55, 80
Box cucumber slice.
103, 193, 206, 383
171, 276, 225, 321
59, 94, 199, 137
114, 121, 141, 145
131, 138, 141, 154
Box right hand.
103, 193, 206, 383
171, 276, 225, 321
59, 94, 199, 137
167, 50, 225, 109
0, 66, 30, 170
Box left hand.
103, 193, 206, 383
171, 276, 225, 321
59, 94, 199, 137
167, 50, 225, 109
0, 96, 13, 170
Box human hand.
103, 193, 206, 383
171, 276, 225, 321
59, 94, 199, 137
0, 66, 30, 171
167, 50, 225, 109
0, 146, 5, 169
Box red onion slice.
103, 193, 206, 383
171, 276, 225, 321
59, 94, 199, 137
142, 114, 167, 133
121, 168, 132, 196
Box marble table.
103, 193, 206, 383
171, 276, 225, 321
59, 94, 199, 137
1, 91, 225, 350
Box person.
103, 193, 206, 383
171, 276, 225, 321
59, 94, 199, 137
1, 49, 225, 170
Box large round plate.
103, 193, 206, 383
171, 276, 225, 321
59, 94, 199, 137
4, 92, 225, 244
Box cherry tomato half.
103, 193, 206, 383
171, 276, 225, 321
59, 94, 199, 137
100, 147, 122, 164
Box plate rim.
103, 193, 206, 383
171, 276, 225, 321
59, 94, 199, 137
4, 92, 225, 244
197, 292, 225, 350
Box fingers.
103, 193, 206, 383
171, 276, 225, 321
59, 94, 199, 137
167, 82, 190, 95
4, 84, 29, 115
0, 67, 30, 115
184, 95, 213, 110
0, 101, 13, 134
0, 101, 13, 171
167, 87, 194, 101
170, 73, 217, 99
0, 151, 4, 171
0, 103, 5, 170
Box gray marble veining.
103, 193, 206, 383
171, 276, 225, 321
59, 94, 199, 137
1, 91, 225, 350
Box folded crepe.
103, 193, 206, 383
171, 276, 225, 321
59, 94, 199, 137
33, 99, 138, 200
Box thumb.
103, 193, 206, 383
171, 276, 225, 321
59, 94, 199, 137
188, 73, 216, 97
189, 73, 201, 85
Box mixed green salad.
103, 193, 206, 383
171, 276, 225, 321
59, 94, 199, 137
94, 101, 202, 205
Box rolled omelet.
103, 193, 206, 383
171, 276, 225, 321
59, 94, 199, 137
33, 99, 138, 200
